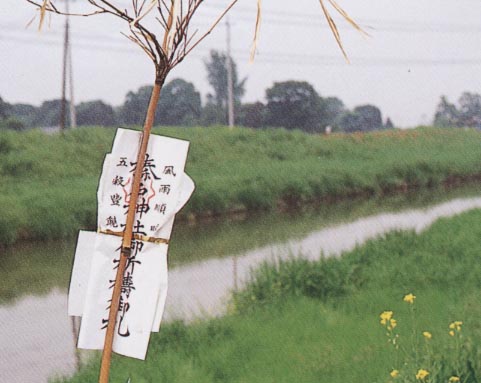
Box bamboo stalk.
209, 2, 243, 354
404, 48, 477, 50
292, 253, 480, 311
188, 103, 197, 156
98, 80, 162, 383
98, 4, 174, 380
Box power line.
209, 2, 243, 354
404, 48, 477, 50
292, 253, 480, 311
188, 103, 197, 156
16, 0, 480, 31
3, 33, 481, 68
199, 2, 481, 32
5, 12, 481, 35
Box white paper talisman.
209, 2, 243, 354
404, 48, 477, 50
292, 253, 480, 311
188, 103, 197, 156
68, 128, 194, 359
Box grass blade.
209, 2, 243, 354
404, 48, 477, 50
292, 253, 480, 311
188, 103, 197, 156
38, 0, 49, 31
327, 0, 369, 37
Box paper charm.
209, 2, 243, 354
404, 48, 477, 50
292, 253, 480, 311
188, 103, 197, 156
68, 128, 194, 360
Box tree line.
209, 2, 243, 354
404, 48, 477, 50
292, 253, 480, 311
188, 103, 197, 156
2, 50, 405, 132
433, 92, 481, 129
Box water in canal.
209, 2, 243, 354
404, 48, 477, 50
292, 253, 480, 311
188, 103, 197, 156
1, 185, 481, 382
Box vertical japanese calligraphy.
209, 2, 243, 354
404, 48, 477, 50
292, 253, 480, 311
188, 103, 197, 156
68, 128, 194, 360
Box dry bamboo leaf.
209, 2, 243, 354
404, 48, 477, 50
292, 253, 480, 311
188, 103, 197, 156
38, 0, 49, 31
26, 12, 38, 29
249, 0, 262, 62
248, 0, 360, 63
327, 0, 368, 36
318, 0, 349, 63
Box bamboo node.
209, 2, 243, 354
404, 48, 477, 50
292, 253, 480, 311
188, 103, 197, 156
121, 247, 132, 257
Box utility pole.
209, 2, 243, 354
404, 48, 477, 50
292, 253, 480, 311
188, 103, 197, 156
60, 0, 69, 131
60, 0, 77, 131
226, 16, 234, 128
68, 39, 77, 128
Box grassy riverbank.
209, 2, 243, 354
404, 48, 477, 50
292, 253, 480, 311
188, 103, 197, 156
2, 184, 480, 305
2, 126, 481, 245
55, 209, 481, 383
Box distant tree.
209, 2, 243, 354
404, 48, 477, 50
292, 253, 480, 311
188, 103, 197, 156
0, 96, 9, 120
120, 85, 152, 126
322, 97, 345, 128
201, 96, 225, 126
458, 92, 481, 128
157, 78, 201, 126
384, 117, 394, 129
0, 96, 26, 131
0, 117, 25, 131
338, 104, 383, 132
338, 111, 360, 133
265, 81, 323, 132
238, 102, 267, 128
353, 105, 383, 130
204, 50, 246, 124
433, 96, 459, 128
120, 80, 202, 127
31, 99, 68, 127
10, 104, 37, 127
77, 100, 117, 126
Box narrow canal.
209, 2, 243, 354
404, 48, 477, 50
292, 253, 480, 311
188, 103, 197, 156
1, 185, 480, 382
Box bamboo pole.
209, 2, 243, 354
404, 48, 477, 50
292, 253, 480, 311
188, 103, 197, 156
98, 5, 175, 381
98, 80, 162, 383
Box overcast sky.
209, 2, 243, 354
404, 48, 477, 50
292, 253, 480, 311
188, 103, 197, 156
1, 0, 481, 127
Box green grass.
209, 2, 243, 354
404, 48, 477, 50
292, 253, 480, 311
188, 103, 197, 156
55, 209, 481, 383
2, 126, 481, 246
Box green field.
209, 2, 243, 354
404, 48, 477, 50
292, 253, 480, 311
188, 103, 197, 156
55, 209, 481, 383
2, 126, 481, 246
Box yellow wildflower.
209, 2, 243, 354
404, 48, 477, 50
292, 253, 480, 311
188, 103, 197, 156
380, 311, 394, 325
387, 319, 397, 331
422, 331, 432, 340
403, 293, 416, 304
390, 369, 400, 378
416, 369, 429, 380
449, 321, 462, 330
449, 377, 460, 382
449, 321, 463, 335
